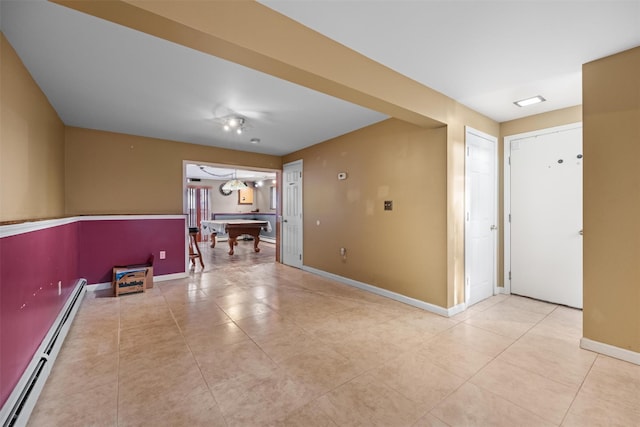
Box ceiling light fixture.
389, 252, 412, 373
221, 178, 247, 191
514, 95, 546, 107
222, 116, 246, 134
221, 169, 248, 192
198, 165, 247, 192
250, 138, 260, 144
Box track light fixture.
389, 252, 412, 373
222, 116, 245, 134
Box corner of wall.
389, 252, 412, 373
1, 33, 65, 222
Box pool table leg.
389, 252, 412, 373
228, 237, 236, 255
253, 234, 261, 252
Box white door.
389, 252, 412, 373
465, 127, 498, 307
282, 160, 303, 268
508, 125, 583, 308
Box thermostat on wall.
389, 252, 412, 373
337, 172, 347, 180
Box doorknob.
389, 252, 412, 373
283, 219, 288, 223
490, 225, 498, 230
579, 229, 583, 235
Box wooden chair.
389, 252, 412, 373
188, 227, 204, 268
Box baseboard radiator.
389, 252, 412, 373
1, 279, 87, 427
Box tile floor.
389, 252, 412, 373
27, 242, 640, 426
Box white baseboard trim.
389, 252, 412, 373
581, 338, 640, 366
302, 266, 458, 317
497, 286, 509, 295
85, 282, 111, 292
155, 272, 190, 282
447, 302, 467, 317
85, 271, 189, 292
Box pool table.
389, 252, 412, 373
201, 219, 270, 255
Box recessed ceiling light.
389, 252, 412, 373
514, 95, 546, 107
250, 138, 260, 144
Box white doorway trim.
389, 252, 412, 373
181, 160, 279, 215
181, 160, 280, 263
464, 126, 499, 306
503, 122, 582, 295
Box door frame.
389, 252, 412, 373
503, 122, 582, 295
464, 126, 499, 306
281, 159, 303, 267
181, 160, 281, 262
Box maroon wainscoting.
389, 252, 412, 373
78, 218, 186, 284
0, 216, 186, 409
0, 221, 79, 408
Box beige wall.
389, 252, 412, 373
583, 46, 640, 352
65, 127, 281, 215
497, 106, 583, 285
285, 119, 449, 307
0, 31, 281, 221
1, 33, 65, 222
255, 184, 276, 213
500, 106, 582, 138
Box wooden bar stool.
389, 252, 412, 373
188, 227, 204, 268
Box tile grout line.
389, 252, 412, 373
558, 353, 600, 426
227, 295, 377, 425
347, 313, 469, 424
229, 282, 431, 424
162, 283, 231, 427
425, 299, 562, 425
465, 304, 583, 425
418, 310, 501, 424
160, 288, 228, 425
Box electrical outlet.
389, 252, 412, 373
384, 200, 393, 211
159, 251, 166, 260
58, 281, 62, 296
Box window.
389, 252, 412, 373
270, 186, 277, 210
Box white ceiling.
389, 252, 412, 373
262, 0, 640, 122
0, 1, 387, 156
2, 1, 639, 156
